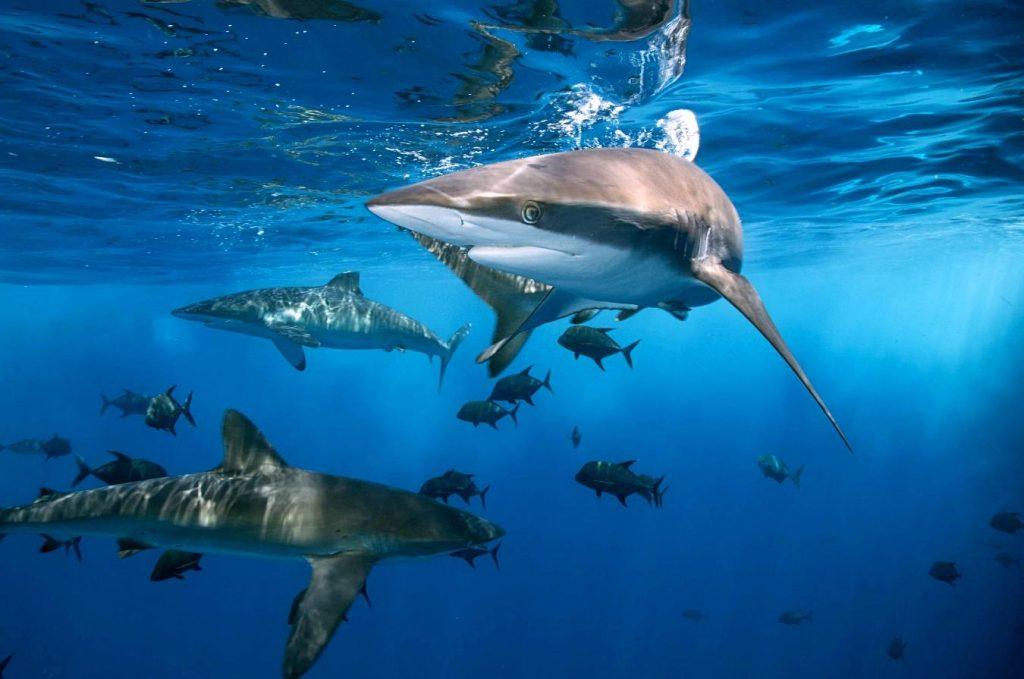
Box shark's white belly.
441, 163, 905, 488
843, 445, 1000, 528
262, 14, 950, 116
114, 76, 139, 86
468, 240, 702, 307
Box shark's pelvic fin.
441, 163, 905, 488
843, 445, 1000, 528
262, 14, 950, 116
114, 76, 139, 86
409, 232, 550, 376
284, 552, 375, 679
325, 271, 362, 295
271, 337, 307, 372
218, 410, 289, 474
691, 257, 851, 451
117, 538, 154, 559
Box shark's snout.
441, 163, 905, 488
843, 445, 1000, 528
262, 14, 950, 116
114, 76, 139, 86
367, 184, 473, 245
172, 302, 210, 321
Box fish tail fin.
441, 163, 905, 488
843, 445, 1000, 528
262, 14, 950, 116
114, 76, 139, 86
39, 534, 61, 553
490, 541, 502, 569
653, 475, 668, 509
72, 455, 92, 487
509, 402, 520, 427
479, 485, 490, 510
1, 652, 12, 675
100, 392, 111, 415
439, 323, 472, 390
621, 340, 641, 368
181, 391, 196, 427
68, 536, 83, 562
791, 466, 804, 488
542, 369, 553, 394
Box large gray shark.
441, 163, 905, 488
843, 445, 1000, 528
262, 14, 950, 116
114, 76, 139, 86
0, 410, 504, 678
173, 271, 470, 387
366, 147, 850, 449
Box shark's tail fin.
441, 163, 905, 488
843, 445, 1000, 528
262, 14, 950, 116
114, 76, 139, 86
791, 466, 804, 488
508, 402, 520, 427
100, 392, 112, 416
72, 456, 92, 487
181, 392, 196, 428
653, 476, 668, 509
542, 369, 553, 394
479, 485, 490, 510
621, 340, 640, 369
490, 541, 502, 569
439, 323, 472, 390
1, 652, 13, 677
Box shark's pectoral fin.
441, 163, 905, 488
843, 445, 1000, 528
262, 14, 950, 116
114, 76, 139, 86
408, 233, 549, 376
271, 337, 307, 371
217, 410, 289, 474
477, 288, 619, 368
284, 552, 375, 679
691, 258, 851, 451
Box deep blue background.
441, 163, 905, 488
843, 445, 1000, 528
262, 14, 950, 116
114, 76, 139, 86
1, 0, 1023, 677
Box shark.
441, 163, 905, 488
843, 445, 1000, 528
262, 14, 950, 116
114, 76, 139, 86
0, 410, 505, 678
172, 271, 470, 387
366, 147, 850, 449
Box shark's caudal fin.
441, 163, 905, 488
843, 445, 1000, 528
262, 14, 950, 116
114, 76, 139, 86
72, 456, 92, 487
284, 552, 375, 679
791, 466, 804, 488
691, 258, 851, 451
409, 233, 550, 376
438, 323, 472, 390
1, 653, 12, 677
100, 393, 111, 415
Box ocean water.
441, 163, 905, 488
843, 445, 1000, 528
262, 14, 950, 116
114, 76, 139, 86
1, 0, 1022, 677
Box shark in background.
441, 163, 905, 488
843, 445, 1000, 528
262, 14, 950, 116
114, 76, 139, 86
173, 271, 470, 387
366, 147, 850, 449
0, 410, 504, 678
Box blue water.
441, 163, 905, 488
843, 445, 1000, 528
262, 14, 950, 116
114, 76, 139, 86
1, 0, 1023, 677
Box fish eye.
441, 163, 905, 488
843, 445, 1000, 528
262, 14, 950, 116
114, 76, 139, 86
521, 201, 542, 224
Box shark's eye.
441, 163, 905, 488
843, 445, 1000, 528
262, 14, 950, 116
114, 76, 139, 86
521, 201, 542, 224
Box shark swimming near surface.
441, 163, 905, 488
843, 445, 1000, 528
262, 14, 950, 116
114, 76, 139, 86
0, 410, 504, 678
366, 147, 850, 449
173, 271, 470, 387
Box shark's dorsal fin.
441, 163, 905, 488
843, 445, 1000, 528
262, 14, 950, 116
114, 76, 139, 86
284, 552, 376, 679
218, 410, 288, 474
326, 271, 362, 294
